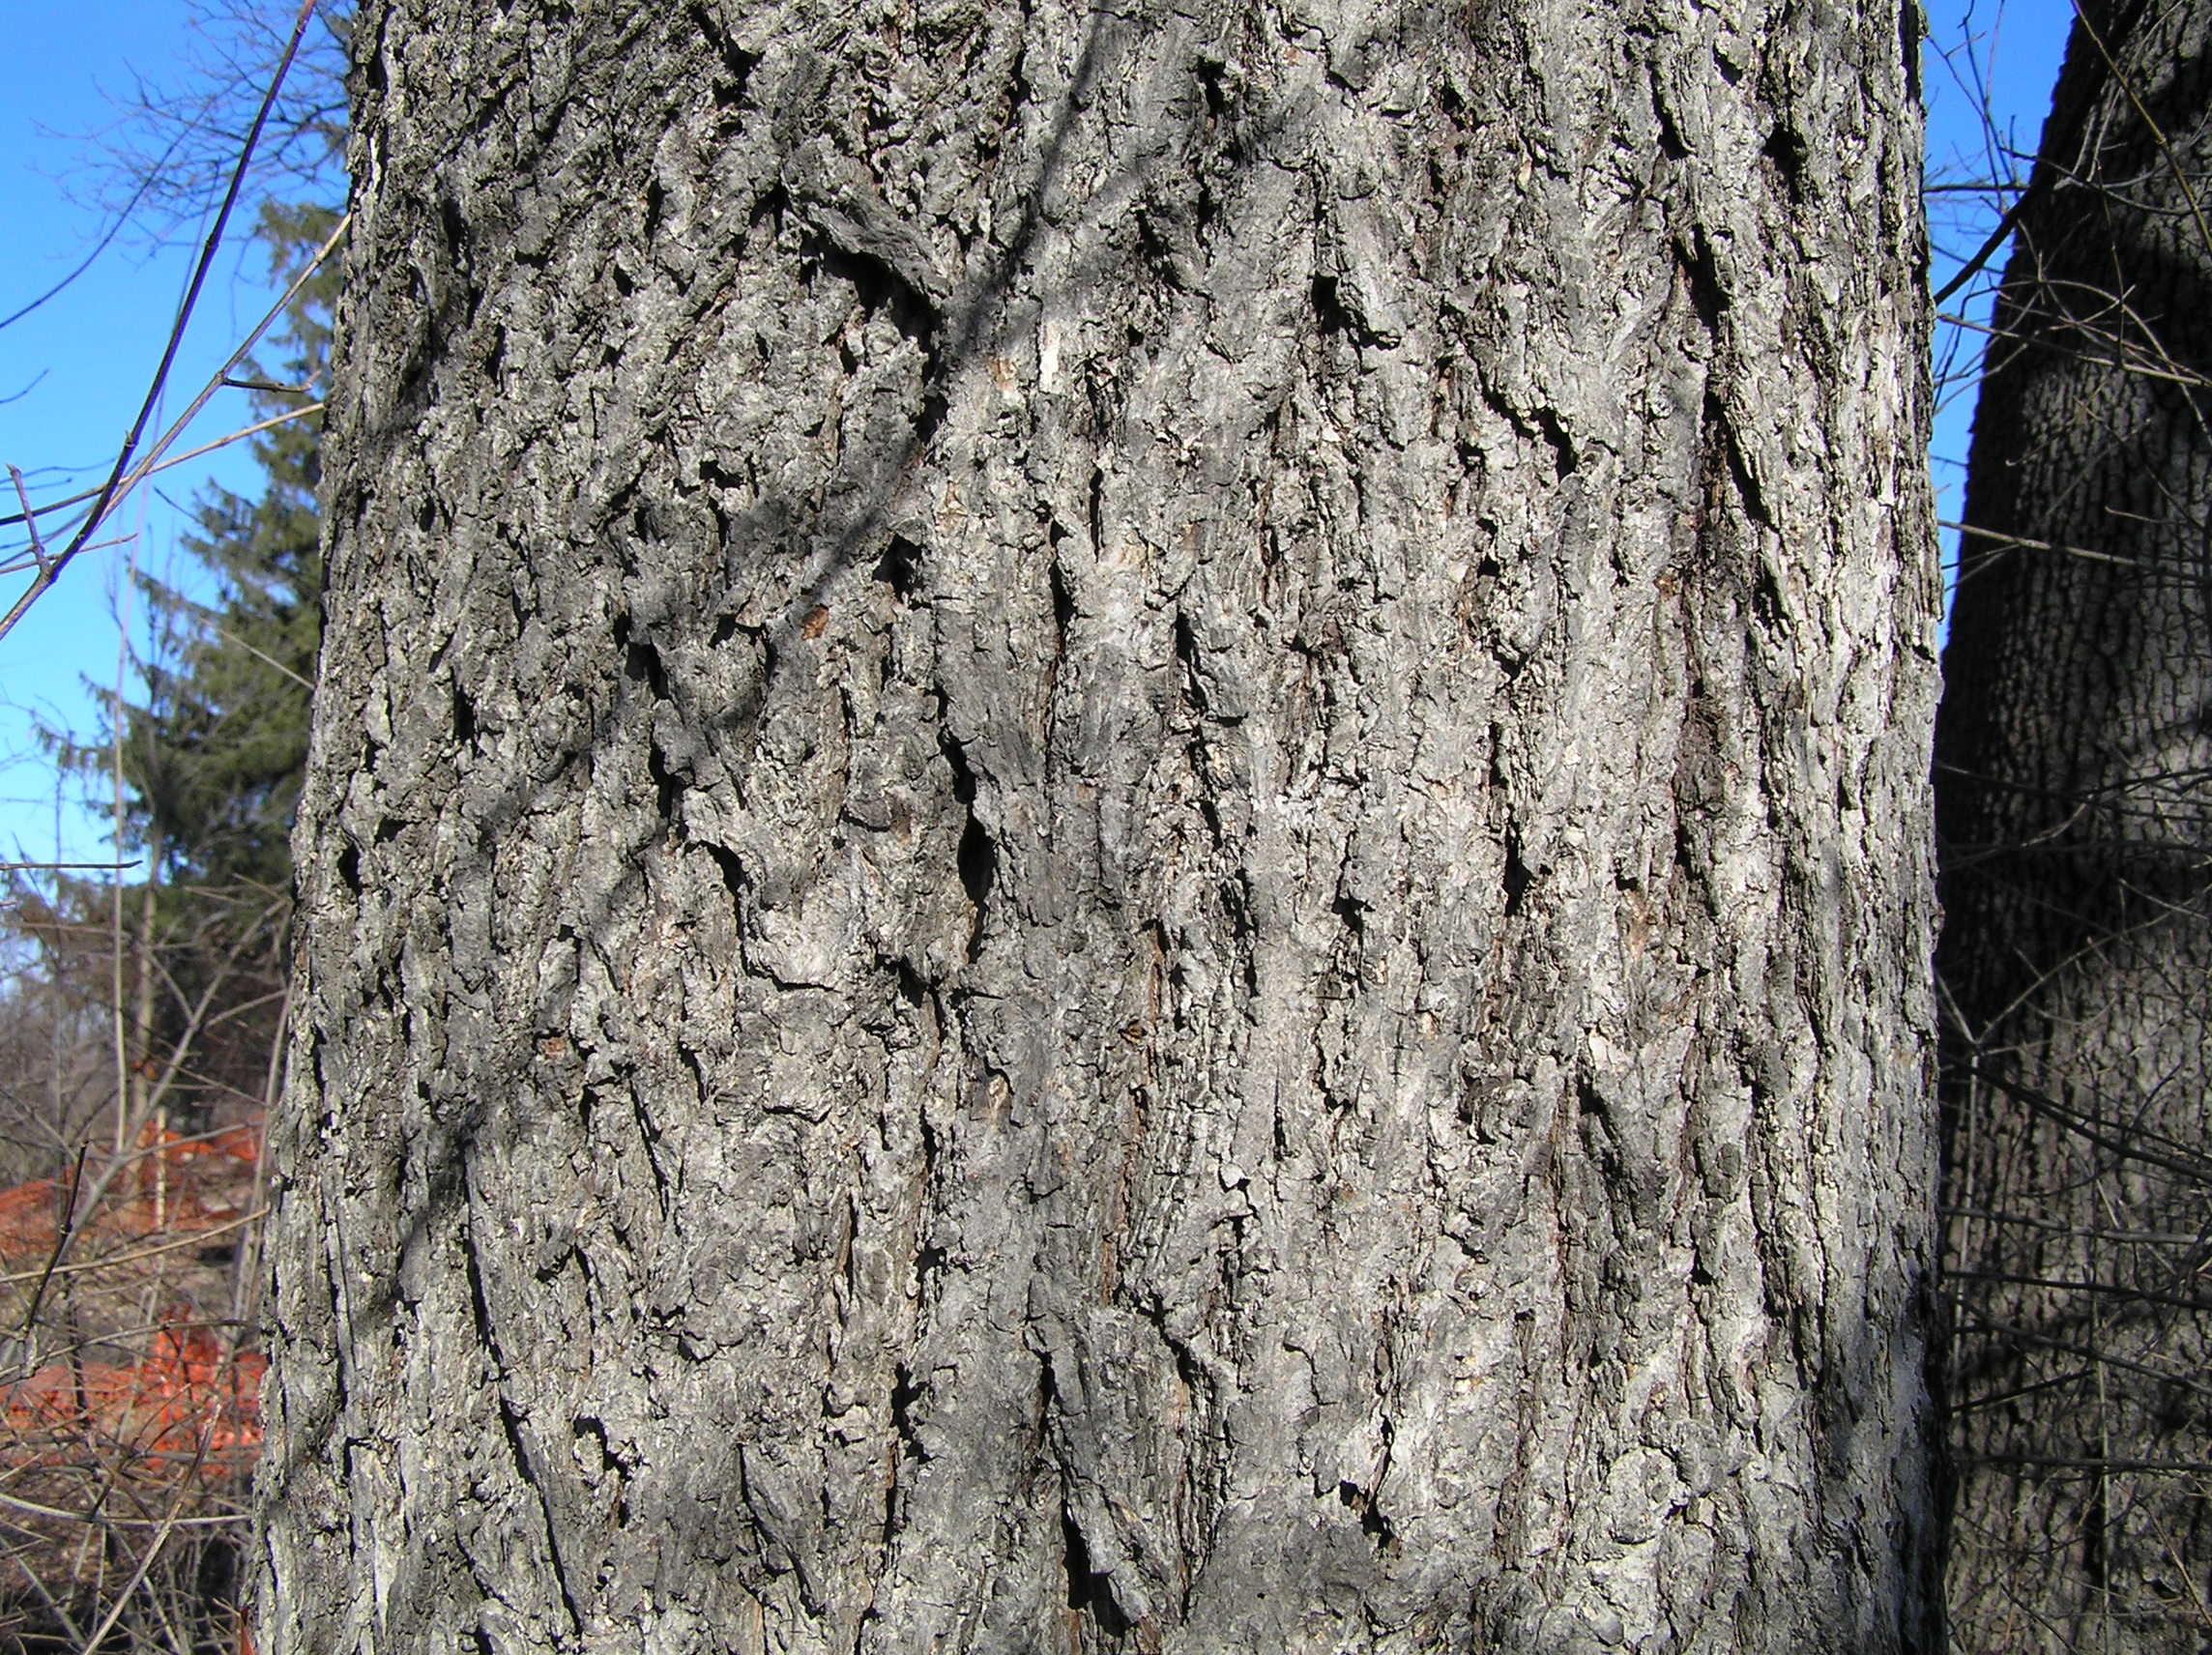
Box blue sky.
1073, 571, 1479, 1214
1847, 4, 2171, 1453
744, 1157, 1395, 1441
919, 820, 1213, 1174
0, 3, 313, 870
0, 0, 2078, 873
1925, 0, 2077, 561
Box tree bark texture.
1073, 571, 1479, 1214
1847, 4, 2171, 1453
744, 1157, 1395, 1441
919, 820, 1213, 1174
262, 3, 1940, 1650
1936, 2, 2212, 1649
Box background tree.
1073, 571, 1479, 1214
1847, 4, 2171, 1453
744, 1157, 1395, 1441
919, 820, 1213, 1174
1934, 0, 2212, 1648
65, 0, 350, 255
0, 197, 335, 1655
10, 0, 347, 1150
261, 2, 1943, 1651
0, 4, 346, 1639
141, 207, 332, 899
95, 198, 334, 1130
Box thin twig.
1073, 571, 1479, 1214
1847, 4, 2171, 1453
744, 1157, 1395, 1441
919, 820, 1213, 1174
4, 470, 47, 579
0, 0, 323, 645
0, 1208, 267, 1287
8, 1147, 86, 1380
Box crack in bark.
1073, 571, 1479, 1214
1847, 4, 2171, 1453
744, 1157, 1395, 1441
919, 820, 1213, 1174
460, 1201, 586, 1645
1060, 1503, 1136, 1640
938, 732, 995, 962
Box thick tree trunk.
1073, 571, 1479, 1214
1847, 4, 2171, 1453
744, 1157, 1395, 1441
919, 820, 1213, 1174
261, 3, 1940, 1650
1936, 2, 2212, 1649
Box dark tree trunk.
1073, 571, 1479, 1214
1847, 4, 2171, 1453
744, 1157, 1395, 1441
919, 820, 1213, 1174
261, 3, 1941, 1650
1936, 1, 2212, 1648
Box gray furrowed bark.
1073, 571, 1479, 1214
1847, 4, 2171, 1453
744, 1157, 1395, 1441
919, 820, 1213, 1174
261, 3, 1941, 1650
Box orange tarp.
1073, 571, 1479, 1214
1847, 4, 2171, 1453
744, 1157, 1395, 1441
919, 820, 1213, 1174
5, 1326, 264, 1471
0, 1120, 266, 1469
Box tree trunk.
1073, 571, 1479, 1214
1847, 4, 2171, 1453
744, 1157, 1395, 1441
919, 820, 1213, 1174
1936, 2, 2212, 1649
260, 3, 1941, 1650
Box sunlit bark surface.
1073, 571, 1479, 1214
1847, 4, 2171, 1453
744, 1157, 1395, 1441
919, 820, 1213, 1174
262, 4, 1940, 1649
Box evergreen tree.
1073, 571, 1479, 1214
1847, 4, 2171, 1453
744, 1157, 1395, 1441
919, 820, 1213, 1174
0, 13, 345, 1646
137, 201, 334, 897
44, 202, 338, 1130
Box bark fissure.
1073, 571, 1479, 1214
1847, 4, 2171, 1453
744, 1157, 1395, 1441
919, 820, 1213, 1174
460, 1195, 586, 1645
